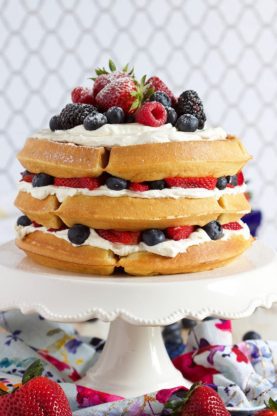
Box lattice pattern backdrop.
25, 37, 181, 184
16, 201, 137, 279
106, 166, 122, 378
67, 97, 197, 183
0, 0, 277, 245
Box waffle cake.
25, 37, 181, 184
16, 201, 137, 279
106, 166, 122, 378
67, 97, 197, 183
15, 61, 253, 276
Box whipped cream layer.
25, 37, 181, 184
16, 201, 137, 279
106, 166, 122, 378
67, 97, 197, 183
19, 181, 247, 202
32, 123, 227, 148
16, 221, 251, 258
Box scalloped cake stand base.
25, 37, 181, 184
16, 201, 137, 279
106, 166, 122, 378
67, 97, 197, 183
0, 241, 277, 400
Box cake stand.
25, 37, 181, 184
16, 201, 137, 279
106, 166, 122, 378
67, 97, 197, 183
0, 240, 277, 411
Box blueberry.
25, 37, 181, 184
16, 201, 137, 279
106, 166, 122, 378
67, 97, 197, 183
17, 215, 32, 227
141, 229, 166, 246
32, 173, 54, 187
175, 114, 199, 132
83, 112, 107, 130
68, 224, 90, 245
105, 107, 125, 124
49, 115, 62, 131
216, 177, 228, 190
242, 331, 262, 341
226, 175, 238, 187
202, 221, 223, 240
148, 180, 166, 190
165, 107, 177, 125
106, 176, 128, 191
149, 91, 171, 107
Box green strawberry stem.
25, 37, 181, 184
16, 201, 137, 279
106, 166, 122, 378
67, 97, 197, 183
22, 359, 44, 385
92, 59, 135, 80
267, 398, 277, 411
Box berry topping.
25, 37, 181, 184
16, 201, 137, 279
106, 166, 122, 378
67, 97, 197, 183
216, 176, 228, 190
71, 86, 94, 104
20, 170, 34, 183
148, 180, 166, 190
166, 225, 195, 240
32, 173, 54, 188
129, 182, 150, 192
105, 106, 125, 124
59, 103, 97, 130
68, 224, 90, 245
97, 229, 140, 245
54, 177, 101, 190
135, 101, 167, 127
176, 90, 206, 129
165, 177, 217, 190
141, 229, 166, 246
106, 176, 128, 191
226, 175, 238, 187
202, 221, 223, 240
126, 114, 135, 123
175, 114, 199, 132
149, 91, 171, 107
83, 112, 107, 130
166, 107, 177, 125
255, 399, 277, 416
237, 171, 244, 186
147, 76, 176, 105
17, 215, 32, 227
49, 115, 62, 131
222, 221, 243, 230
242, 330, 262, 341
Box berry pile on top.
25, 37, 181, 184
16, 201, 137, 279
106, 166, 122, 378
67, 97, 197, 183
49, 60, 206, 132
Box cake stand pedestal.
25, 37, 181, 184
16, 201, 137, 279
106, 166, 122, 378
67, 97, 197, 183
0, 241, 277, 403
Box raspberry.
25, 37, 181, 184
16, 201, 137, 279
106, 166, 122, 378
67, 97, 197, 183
147, 76, 176, 105
222, 222, 243, 230
237, 171, 244, 186
71, 87, 94, 105
129, 182, 150, 192
166, 225, 196, 240
97, 230, 141, 245
135, 102, 167, 127
165, 177, 217, 190
54, 177, 101, 190
176, 90, 206, 129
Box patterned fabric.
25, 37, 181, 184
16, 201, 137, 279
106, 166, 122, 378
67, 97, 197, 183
0, 311, 277, 415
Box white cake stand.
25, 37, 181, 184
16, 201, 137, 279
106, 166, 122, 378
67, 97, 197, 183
0, 240, 277, 406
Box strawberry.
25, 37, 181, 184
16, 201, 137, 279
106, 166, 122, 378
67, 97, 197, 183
165, 177, 217, 190
237, 171, 244, 186
97, 230, 140, 245
166, 225, 196, 240
0, 360, 72, 416
147, 76, 177, 105
54, 177, 101, 190
181, 384, 230, 416
32, 221, 42, 228
222, 222, 243, 230
135, 101, 167, 127
95, 77, 139, 113
256, 399, 277, 415
20, 170, 34, 183
129, 182, 150, 192
71, 86, 94, 105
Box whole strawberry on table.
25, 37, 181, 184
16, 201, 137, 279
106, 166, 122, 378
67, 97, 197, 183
0, 360, 72, 416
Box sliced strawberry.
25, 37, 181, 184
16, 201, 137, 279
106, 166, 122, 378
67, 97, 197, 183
165, 177, 217, 190
222, 222, 243, 230
237, 171, 244, 186
147, 76, 176, 105
20, 171, 34, 183
166, 225, 196, 240
54, 177, 101, 190
32, 221, 42, 228
97, 230, 141, 245
129, 182, 150, 192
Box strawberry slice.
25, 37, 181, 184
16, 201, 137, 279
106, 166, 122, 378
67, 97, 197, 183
237, 171, 244, 186
32, 221, 42, 228
166, 225, 196, 240
165, 177, 217, 190
54, 177, 101, 190
222, 222, 243, 230
97, 230, 141, 245
129, 182, 150, 192
20, 171, 34, 183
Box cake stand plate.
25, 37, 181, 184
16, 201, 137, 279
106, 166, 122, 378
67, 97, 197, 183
0, 240, 277, 403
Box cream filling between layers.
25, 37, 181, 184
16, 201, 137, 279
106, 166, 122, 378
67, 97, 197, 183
18, 182, 247, 202
16, 221, 251, 258
32, 123, 227, 147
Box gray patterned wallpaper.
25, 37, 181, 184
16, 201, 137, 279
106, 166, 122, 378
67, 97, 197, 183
0, 0, 277, 245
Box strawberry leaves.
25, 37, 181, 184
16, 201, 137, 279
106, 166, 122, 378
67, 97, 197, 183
22, 359, 44, 385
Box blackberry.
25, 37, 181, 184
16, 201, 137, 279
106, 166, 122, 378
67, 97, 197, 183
176, 90, 206, 129
59, 103, 97, 130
